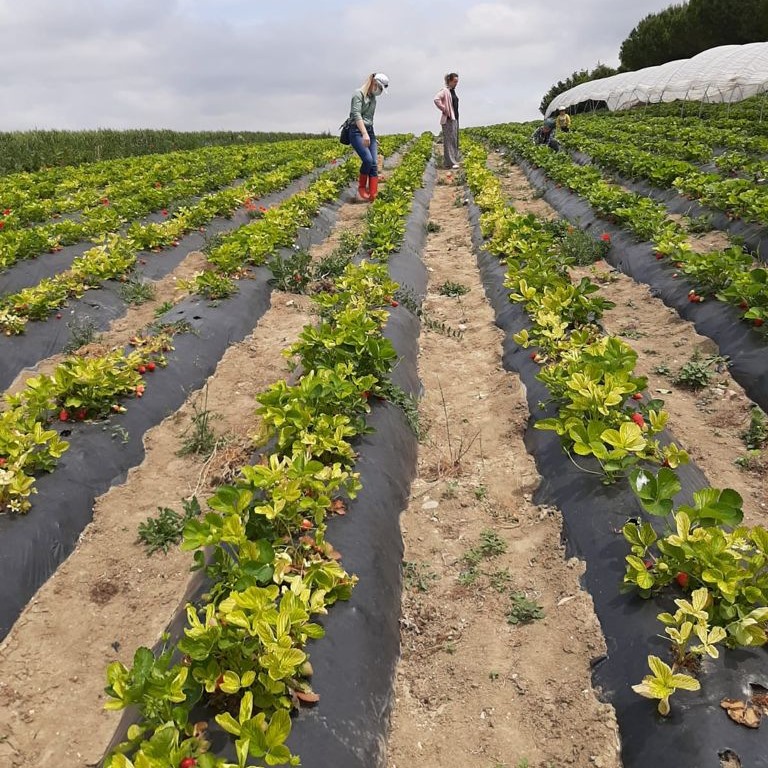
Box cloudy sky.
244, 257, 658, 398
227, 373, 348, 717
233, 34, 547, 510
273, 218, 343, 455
0, 0, 675, 134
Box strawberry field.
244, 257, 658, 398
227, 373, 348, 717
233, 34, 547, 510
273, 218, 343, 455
1, 102, 768, 768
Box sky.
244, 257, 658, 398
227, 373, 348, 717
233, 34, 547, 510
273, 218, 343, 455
0, 0, 676, 134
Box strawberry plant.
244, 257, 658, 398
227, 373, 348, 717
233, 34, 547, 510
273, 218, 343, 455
632, 655, 700, 717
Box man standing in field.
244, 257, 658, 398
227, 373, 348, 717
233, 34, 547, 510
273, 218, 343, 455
434, 72, 460, 168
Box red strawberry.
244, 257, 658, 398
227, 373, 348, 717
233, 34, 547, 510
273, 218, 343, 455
631, 413, 645, 428
754, 318, 765, 327
688, 293, 699, 303
632, 393, 643, 401
655, 253, 664, 260
0, 221, 5, 230
59, 410, 70, 422
530, 352, 537, 360
739, 300, 749, 310
146, 361, 156, 372
300, 519, 313, 531
161, 209, 168, 216
644, 559, 653, 570
361, 391, 369, 399
56, 313, 62, 319
675, 572, 689, 589
179, 758, 197, 768
600, 233, 611, 242
137, 365, 146, 374
2, 208, 10, 215
0, 458, 6, 466
390, 300, 399, 308
76, 408, 87, 421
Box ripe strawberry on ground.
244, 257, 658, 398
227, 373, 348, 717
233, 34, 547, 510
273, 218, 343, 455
630, 413, 645, 428
59, 410, 70, 422
179, 759, 197, 768
146, 361, 156, 372
675, 572, 689, 589
632, 393, 643, 401
754, 318, 765, 327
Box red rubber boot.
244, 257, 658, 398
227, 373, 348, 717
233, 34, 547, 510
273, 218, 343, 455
357, 174, 370, 201
368, 176, 379, 201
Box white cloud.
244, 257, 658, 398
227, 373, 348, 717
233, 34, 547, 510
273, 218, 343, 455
0, 0, 675, 133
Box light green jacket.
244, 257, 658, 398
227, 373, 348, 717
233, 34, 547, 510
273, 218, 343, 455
350, 89, 377, 125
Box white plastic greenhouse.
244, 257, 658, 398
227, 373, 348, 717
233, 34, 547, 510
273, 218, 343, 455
545, 42, 768, 115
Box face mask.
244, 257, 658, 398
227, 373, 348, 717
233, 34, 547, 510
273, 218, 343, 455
373, 84, 382, 96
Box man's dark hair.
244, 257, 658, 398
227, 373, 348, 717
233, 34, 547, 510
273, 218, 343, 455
445, 72, 459, 85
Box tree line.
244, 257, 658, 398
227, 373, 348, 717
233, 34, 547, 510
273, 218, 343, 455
540, 0, 768, 113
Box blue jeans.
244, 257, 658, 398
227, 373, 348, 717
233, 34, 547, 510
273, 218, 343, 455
350, 124, 378, 177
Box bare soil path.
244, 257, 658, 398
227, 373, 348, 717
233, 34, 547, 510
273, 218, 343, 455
386, 166, 620, 768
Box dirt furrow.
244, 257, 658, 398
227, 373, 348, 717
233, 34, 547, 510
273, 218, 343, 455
386, 165, 620, 768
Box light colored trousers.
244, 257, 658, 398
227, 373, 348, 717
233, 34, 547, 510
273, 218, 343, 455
442, 119, 460, 167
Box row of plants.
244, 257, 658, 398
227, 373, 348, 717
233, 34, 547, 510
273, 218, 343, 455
469, 124, 768, 328
0, 149, 345, 335
0, 325, 178, 514
101, 137, 433, 767
463, 137, 768, 721
0, 128, 327, 176
583, 108, 768, 156
0, 142, 286, 227
185, 132, 426, 298
557, 123, 768, 224
0, 140, 342, 271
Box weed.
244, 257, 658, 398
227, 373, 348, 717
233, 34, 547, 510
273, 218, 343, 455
474, 484, 489, 501
154, 300, 174, 317
178, 387, 222, 458
674, 353, 728, 390
119, 278, 157, 305
488, 670, 500, 681
63, 316, 99, 354
313, 249, 352, 282
652, 363, 672, 376
734, 450, 767, 474
488, 568, 513, 593
105, 424, 130, 444
442, 480, 460, 499
559, 227, 610, 265
742, 407, 768, 450
454, 193, 466, 207
402, 560, 438, 592
267, 249, 312, 293
395, 287, 464, 338
438, 280, 470, 297
336, 229, 363, 256
426, 220, 442, 233
458, 567, 480, 587
506, 591, 545, 625
477, 528, 506, 557
618, 325, 645, 340
687, 214, 715, 234
146, 318, 194, 337
137, 497, 201, 555
377, 380, 421, 437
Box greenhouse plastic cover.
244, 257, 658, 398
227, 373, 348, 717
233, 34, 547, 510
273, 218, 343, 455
546, 42, 768, 115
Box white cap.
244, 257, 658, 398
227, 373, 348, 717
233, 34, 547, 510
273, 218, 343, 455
373, 73, 389, 92
558, 106, 566, 111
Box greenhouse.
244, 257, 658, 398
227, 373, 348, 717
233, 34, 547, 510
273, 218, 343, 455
546, 41, 768, 114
